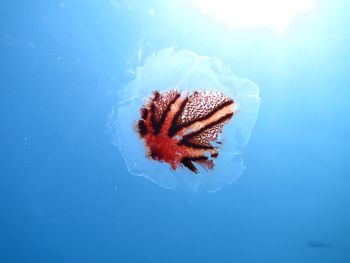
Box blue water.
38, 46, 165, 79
1, 1, 349, 262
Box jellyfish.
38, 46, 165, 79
108, 48, 259, 193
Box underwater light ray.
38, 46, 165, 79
191, 0, 316, 33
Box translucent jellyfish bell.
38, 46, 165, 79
108, 48, 259, 193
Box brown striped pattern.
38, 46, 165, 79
136, 90, 236, 173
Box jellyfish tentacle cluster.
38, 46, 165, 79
136, 89, 236, 173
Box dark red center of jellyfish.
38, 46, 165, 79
136, 90, 235, 173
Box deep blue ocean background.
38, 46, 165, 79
1, 1, 350, 262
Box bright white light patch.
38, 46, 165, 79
192, 0, 315, 33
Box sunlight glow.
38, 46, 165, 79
192, 0, 315, 33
